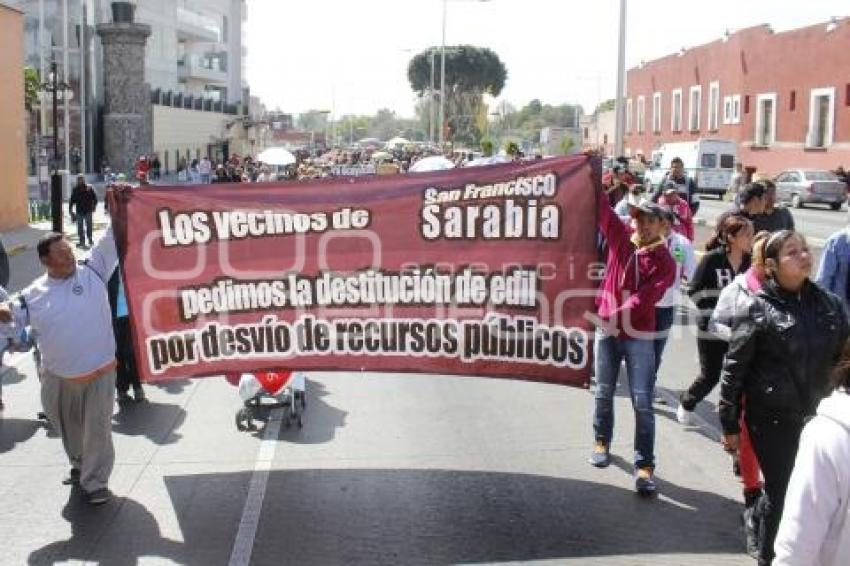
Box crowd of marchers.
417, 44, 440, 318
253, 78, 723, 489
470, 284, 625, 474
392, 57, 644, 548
595, 156, 850, 566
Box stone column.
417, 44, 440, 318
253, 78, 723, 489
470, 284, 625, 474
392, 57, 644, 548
97, 10, 152, 177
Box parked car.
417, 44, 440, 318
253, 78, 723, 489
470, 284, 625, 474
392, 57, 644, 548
644, 139, 736, 198
774, 169, 846, 210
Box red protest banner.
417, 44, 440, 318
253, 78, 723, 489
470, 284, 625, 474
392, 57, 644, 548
109, 155, 601, 386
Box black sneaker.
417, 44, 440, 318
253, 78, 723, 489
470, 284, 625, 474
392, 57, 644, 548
117, 390, 133, 404
86, 488, 111, 505
133, 385, 146, 403
62, 468, 81, 486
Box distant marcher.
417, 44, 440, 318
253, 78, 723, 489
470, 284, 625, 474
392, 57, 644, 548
734, 182, 768, 224
0, 226, 120, 505
753, 180, 795, 233
108, 270, 144, 403
654, 208, 697, 380
659, 182, 695, 241
69, 174, 98, 249
199, 156, 212, 184
816, 218, 850, 314
719, 230, 849, 565
773, 339, 850, 566
651, 156, 700, 214
727, 162, 746, 200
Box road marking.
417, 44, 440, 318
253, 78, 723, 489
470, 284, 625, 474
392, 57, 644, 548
228, 408, 284, 566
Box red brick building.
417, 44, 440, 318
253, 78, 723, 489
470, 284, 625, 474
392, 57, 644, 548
624, 18, 850, 176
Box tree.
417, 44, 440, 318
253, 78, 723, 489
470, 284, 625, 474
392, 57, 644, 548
559, 137, 575, 155
408, 46, 507, 145
595, 98, 616, 114
480, 139, 494, 156
24, 67, 40, 111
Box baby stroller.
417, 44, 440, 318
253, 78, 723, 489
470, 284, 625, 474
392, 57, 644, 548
225, 369, 307, 432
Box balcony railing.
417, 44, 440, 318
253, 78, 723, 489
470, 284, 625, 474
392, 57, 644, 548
177, 55, 228, 84
151, 88, 246, 116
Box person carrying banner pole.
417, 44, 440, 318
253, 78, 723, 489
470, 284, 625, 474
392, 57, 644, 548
590, 192, 675, 495
0, 225, 119, 506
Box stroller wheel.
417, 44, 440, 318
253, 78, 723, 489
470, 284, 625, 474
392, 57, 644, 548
235, 408, 252, 431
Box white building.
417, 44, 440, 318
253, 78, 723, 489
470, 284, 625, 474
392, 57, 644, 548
10, 0, 249, 176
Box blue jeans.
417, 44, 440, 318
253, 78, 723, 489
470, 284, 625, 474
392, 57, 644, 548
593, 329, 658, 469
76, 211, 93, 246
653, 306, 676, 373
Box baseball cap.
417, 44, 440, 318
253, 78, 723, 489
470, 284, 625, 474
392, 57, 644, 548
629, 199, 665, 220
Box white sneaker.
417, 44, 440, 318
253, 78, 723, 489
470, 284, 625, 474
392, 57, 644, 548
676, 404, 693, 425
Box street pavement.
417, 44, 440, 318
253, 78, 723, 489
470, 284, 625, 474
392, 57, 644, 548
1, 325, 751, 566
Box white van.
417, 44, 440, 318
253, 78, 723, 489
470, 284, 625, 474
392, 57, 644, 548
645, 139, 737, 197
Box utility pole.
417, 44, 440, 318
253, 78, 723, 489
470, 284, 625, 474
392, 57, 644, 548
614, 0, 627, 157
41, 60, 70, 234
438, 0, 447, 146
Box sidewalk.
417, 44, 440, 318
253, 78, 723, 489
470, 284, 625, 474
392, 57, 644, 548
1, 204, 110, 258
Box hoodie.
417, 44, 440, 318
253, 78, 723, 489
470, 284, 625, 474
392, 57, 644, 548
774, 390, 850, 566
596, 192, 676, 337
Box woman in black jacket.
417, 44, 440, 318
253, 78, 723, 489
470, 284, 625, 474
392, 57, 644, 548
719, 230, 849, 565
677, 214, 753, 423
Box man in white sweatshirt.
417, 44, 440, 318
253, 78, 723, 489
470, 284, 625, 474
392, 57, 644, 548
0, 226, 118, 505
773, 385, 850, 565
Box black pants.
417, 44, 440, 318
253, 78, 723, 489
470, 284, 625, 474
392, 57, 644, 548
680, 337, 728, 411
746, 413, 803, 566
113, 316, 139, 393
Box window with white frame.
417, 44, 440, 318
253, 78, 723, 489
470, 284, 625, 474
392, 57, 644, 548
671, 89, 683, 132
689, 86, 702, 131
708, 82, 720, 130
626, 98, 633, 134
732, 95, 741, 124
723, 96, 732, 124
755, 93, 777, 146
637, 96, 646, 133
807, 87, 835, 148
652, 92, 662, 133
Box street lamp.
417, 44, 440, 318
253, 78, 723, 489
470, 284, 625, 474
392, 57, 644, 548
438, 0, 491, 147
614, 0, 627, 156
40, 61, 72, 234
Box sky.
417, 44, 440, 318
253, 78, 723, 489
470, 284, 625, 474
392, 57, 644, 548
244, 0, 848, 118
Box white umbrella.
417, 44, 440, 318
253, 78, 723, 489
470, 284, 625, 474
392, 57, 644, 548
409, 156, 456, 173
463, 155, 513, 168
385, 136, 410, 148
257, 147, 296, 166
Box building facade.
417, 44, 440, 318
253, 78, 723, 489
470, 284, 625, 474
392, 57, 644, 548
625, 19, 850, 176
0, 2, 28, 230
7, 0, 247, 177
581, 109, 616, 155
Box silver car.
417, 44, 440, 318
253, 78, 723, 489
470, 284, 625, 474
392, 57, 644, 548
774, 169, 847, 210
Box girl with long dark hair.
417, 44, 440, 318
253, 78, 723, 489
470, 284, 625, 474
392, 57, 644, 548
677, 214, 754, 424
